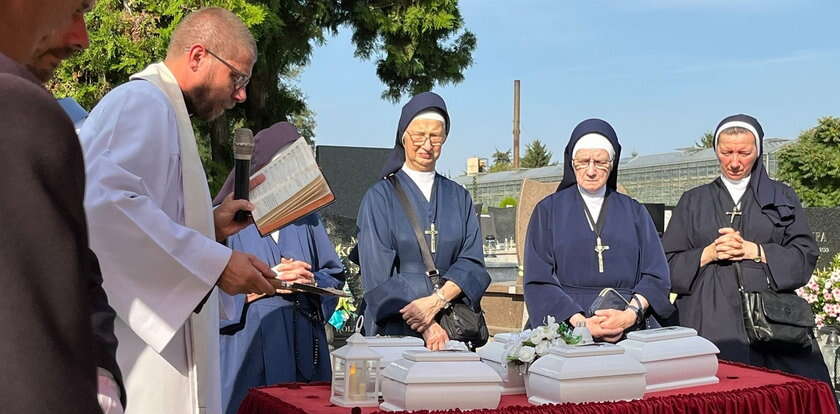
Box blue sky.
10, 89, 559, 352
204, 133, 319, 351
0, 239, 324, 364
296, 0, 840, 177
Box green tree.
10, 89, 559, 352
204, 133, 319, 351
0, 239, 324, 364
489, 148, 511, 172
695, 131, 715, 149
498, 196, 517, 208
521, 139, 552, 168
777, 116, 840, 207
50, 0, 476, 193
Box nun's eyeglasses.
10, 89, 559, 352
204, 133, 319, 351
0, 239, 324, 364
572, 158, 611, 171
405, 132, 445, 147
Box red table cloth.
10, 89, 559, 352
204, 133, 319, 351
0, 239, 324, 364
237, 361, 837, 414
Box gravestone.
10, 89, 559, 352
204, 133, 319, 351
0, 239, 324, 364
804, 207, 840, 269
480, 215, 497, 240
642, 203, 665, 235
316, 145, 392, 220
488, 206, 517, 243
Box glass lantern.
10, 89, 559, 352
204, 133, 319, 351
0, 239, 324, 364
330, 330, 382, 407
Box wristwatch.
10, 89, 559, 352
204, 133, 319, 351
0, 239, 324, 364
434, 288, 451, 309
753, 244, 763, 263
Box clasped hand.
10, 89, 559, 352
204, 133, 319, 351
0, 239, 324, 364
573, 309, 637, 343
709, 227, 759, 262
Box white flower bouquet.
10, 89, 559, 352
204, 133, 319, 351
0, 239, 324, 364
505, 316, 581, 365
796, 253, 840, 328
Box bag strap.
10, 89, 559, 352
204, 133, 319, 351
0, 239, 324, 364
387, 174, 439, 279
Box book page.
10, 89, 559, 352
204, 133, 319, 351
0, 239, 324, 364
249, 139, 322, 222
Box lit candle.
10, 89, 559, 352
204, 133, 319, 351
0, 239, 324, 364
347, 362, 363, 400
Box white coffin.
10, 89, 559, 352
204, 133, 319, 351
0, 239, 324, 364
527, 343, 646, 405
366, 336, 427, 369
477, 333, 526, 394
619, 326, 720, 392
380, 350, 502, 411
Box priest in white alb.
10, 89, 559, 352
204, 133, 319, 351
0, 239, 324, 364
78, 8, 285, 414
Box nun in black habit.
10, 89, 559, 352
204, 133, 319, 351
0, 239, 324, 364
524, 119, 673, 342
356, 92, 490, 350
662, 114, 832, 387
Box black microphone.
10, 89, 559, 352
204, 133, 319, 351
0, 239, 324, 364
232, 128, 255, 222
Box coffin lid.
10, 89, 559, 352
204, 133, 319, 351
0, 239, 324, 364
625, 326, 697, 342
530, 344, 646, 380
365, 336, 425, 347
383, 351, 502, 384
549, 342, 625, 357
332, 333, 382, 360
619, 328, 720, 363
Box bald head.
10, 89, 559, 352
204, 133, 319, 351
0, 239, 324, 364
0, 0, 88, 65
167, 7, 256, 62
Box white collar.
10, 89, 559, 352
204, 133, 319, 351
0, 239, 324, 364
721, 174, 750, 205
578, 185, 606, 225
401, 163, 436, 201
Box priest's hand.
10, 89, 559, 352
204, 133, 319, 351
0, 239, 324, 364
400, 295, 444, 333
218, 251, 278, 295
213, 174, 266, 242
422, 322, 450, 351
272, 258, 315, 294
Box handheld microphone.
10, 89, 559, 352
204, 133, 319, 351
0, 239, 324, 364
232, 128, 255, 222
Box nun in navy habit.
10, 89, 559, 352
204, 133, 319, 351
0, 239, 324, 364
357, 92, 490, 350
662, 114, 832, 387
214, 123, 345, 414
524, 119, 673, 342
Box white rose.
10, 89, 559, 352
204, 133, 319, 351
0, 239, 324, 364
546, 323, 560, 339
545, 315, 556, 326
506, 343, 522, 361
529, 329, 545, 344
518, 345, 536, 363
535, 341, 550, 356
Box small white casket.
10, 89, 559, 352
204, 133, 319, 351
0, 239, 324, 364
380, 350, 502, 412
618, 326, 720, 392
477, 333, 526, 394
527, 343, 646, 405
366, 336, 427, 369
365, 336, 427, 396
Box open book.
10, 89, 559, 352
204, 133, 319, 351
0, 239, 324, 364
249, 138, 334, 236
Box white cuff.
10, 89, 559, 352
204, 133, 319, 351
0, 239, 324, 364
97, 367, 124, 414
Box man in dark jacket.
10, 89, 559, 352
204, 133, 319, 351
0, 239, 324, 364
0, 1, 109, 412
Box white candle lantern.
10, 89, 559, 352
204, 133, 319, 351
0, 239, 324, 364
330, 319, 382, 407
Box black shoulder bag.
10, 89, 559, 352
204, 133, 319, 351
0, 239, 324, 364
717, 194, 814, 350
388, 175, 489, 349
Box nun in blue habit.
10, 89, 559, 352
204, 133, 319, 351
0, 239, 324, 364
523, 119, 673, 342
213, 122, 345, 414
357, 92, 490, 350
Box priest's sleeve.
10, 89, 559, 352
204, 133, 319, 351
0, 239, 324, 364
662, 192, 704, 295
762, 188, 819, 291
523, 199, 584, 325
631, 202, 673, 318
80, 84, 231, 353
441, 190, 490, 309
357, 184, 414, 329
